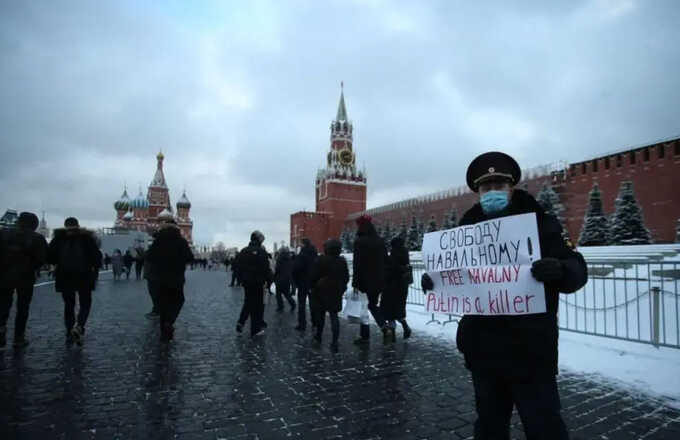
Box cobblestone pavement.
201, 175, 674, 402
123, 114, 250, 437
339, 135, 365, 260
1, 270, 679, 439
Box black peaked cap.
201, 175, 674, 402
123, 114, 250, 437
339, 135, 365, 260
466, 151, 521, 192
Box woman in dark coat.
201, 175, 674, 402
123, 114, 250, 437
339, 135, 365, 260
309, 239, 349, 352
274, 247, 296, 311
381, 236, 412, 341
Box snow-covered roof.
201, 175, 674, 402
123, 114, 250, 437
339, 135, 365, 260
158, 208, 173, 219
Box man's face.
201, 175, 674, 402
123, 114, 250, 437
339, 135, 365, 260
478, 180, 513, 196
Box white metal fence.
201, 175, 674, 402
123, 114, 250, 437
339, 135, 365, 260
345, 252, 680, 349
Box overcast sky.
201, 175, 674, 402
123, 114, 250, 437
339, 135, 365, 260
1, 0, 678, 249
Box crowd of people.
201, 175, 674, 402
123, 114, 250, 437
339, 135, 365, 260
227, 225, 413, 352
0, 151, 588, 439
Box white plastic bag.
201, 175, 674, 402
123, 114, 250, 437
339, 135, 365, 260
343, 289, 371, 325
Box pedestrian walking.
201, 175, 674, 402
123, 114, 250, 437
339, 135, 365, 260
309, 239, 349, 352
0, 212, 48, 348
422, 151, 588, 439
103, 253, 111, 270
143, 235, 160, 318
292, 238, 317, 331
145, 218, 193, 341
111, 249, 123, 280
134, 246, 145, 280
123, 249, 134, 280
235, 231, 273, 337
229, 252, 242, 287
352, 215, 390, 345
381, 235, 412, 342
48, 217, 102, 346
273, 246, 296, 312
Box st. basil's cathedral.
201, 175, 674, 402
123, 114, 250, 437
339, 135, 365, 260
113, 152, 193, 243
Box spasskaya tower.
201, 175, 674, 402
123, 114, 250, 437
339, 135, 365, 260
291, 84, 367, 249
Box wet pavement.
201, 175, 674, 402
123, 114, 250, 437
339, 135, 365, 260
1, 270, 679, 439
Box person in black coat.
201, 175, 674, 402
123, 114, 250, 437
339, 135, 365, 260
274, 247, 296, 312
48, 217, 102, 345
352, 215, 390, 344
229, 252, 242, 287
292, 238, 318, 331
123, 249, 134, 280
145, 219, 193, 341
0, 212, 48, 348
309, 239, 349, 352
235, 231, 273, 337
381, 235, 412, 342
422, 152, 587, 440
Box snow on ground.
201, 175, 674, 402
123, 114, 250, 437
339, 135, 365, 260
403, 304, 680, 409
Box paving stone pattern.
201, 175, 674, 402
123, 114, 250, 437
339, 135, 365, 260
1, 270, 679, 439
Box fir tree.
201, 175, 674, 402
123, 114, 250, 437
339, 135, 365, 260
537, 184, 564, 220
417, 218, 425, 248
610, 181, 652, 245
398, 217, 408, 242
407, 216, 420, 251
382, 221, 393, 245
427, 215, 438, 232
578, 183, 610, 246
340, 228, 353, 252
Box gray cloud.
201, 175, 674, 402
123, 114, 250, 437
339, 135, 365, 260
1, 0, 678, 248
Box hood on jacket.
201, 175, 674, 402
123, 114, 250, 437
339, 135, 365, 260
390, 235, 405, 249
52, 227, 96, 240
156, 225, 183, 240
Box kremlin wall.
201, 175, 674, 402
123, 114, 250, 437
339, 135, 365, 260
291, 87, 680, 249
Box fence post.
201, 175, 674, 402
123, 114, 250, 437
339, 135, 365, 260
651, 287, 660, 348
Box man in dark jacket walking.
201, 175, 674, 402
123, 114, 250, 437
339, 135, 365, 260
235, 231, 273, 336
352, 215, 391, 344
229, 252, 242, 287
309, 239, 349, 352
274, 247, 296, 312
422, 152, 588, 440
382, 235, 412, 341
123, 249, 134, 280
48, 217, 102, 345
0, 212, 48, 348
292, 238, 318, 331
145, 219, 193, 341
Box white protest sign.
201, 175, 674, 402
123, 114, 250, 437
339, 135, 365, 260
421, 212, 545, 316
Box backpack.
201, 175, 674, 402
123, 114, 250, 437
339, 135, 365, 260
59, 237, 87, 273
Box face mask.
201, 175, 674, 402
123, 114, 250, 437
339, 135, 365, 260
480, 190, 509, 214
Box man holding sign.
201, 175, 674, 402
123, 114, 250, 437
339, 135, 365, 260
422, 152, 587, 440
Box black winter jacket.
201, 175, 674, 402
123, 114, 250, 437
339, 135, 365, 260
0, 228, 48, 288
48, 228, 102, 292
292, 244, 317, 288
310, 253, 350, 313
274, 252, 293, 285
238, 241, 273, 287
145, 226, 193, 289
382, 237, 410, 320
352, 223, 387, 294
455, 189, 588, 378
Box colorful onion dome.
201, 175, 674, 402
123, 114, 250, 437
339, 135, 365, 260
131, 188, 149, 209
123, 210, 133, 220
176, 190, 191, 209
114, 188, 130, 210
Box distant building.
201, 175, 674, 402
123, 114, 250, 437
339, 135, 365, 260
290, 86, 680, 245
0, 209, 18, 229
113, 152, 193, 243
290, 84, 367, 250
37, 211, 50, 240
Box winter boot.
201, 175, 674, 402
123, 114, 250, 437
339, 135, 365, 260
71, 325, 84, 346
236, 322, 244, 333
13, 334, 29, 348
400, 320, 412, 339
382, 326, 395, 344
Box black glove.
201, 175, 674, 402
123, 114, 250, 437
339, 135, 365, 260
421, 273, 434, 291
531, 258, 564, 282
